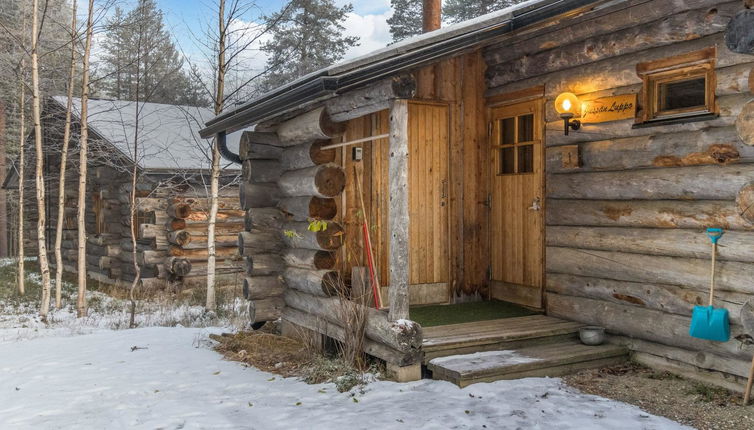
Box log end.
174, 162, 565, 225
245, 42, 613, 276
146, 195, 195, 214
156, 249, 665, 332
316, 222, 345, 250
314, 165, 346, 197
737, 183, 754, 223
311, 140, 337, 165
309, 197, 338, 220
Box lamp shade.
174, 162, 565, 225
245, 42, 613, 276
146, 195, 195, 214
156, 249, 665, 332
554, 92, 581, 116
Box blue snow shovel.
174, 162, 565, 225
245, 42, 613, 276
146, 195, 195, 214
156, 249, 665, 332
689, 228, 730, 342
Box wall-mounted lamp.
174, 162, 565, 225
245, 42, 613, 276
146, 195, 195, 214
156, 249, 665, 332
554, 92, 581, 136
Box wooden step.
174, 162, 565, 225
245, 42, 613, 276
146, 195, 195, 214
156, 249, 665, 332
422, 315, 584, 363
427, 341, 628, 388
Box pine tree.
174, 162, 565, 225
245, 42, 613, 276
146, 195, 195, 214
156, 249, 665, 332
387, 0, 527, 42
386, 0, 422, 42
443, 0, 521, 24
98, 0, 208, 106
260, 0, 359, 91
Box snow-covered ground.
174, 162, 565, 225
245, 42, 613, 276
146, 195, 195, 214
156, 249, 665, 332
0, 327, 691, 430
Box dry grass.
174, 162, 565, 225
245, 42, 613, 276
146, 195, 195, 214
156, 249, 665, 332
212, 328, 312, 377
563, 361, 754, 430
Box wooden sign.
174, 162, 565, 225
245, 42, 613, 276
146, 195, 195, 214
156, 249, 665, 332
580, 94, 637, 123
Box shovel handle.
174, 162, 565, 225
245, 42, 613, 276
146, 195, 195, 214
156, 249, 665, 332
706, 228, 724, 244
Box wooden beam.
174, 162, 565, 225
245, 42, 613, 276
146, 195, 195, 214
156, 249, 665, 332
388, 99, 410, 321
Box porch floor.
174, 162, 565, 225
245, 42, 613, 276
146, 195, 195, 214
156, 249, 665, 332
422, 315, 628, 386
410, 300, 539, 328
422, 315, 584, 363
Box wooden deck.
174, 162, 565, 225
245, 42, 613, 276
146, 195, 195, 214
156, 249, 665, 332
427, 341, 628, 387
422, 315, 628, 387
422, 315, 585, 363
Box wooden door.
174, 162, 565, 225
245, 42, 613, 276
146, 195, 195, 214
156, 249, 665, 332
488, 99, 545, 309
408, 101, 450, 303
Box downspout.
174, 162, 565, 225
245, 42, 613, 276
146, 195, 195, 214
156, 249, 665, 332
217, 131, 241, 164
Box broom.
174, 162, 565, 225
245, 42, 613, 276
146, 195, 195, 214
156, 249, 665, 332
353, 165, 383, 309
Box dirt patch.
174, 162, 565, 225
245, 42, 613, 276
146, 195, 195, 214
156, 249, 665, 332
211, 326, 381, 392
562, 362, 754, 430
211, 327, 312, 377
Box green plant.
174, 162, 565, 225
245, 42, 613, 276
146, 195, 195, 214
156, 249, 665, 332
307, 219, 328, 232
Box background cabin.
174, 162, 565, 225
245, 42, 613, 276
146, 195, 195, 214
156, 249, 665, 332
201, 0, 754, 388
4, 97, 246, 290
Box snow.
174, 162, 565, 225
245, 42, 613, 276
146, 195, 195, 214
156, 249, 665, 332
429, 350, 543, 373
50, 96, 243, 171
0, 327, 691, 430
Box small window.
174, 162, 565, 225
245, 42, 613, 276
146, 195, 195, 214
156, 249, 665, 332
132, 210, 155, 239
494, 112, 538, 175
637, 47, 716, 123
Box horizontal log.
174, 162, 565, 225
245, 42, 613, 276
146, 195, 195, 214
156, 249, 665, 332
325, 74, 416, 122
280, 140, 336, 171
242, 276, 284, 300
282, 249, 337, 270
278, 196, 338, 222
139, 224, 166, 240
169, 220, 245, 235
165, 256, 192, 276
488, 32, 754, 98
546, 292, 749, 361
137, 250, 167, 266
238, 231, 284, 255
617, 336, 751, 381
168, 197, 243, 212
244, 253, 285, 276
281, 221, 344, 251
168, 246, 238, 261
547, 164, 754, 200
546, 226, 754, 262
244, 207, 284, 231
240, 182, 280, 209
546, 246, 754, 294
249, 297, 285, 323
546, 199, 754, 230
242, 159, 282, 183
546, 273, 749, 326
277, 164, 346, 199
276, 106, 344, 146
179, 273, 244, 289
737, 99, 754, 147
484, 0, 724, 64
545, 92, 751, 147
239, 131, 283, 160
546, 126, 752, 173
282, 307, 421, 366
488, 3, 737, 87
283, 267, 341, 297
284, 289, 423, 352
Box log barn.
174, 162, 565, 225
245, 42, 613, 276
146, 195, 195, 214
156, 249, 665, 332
201, 0, 754, 387
4, 97, 246, 290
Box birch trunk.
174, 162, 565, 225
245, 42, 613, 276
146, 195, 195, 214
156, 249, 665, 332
54, 1, 77, 308
17, 56, 25, 297
129, 14, 144, 328
77, 0, 95, 318
31, 0, 52, 318
206, 0, 226, 311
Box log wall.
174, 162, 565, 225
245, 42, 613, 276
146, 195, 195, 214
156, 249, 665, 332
484, 0, 754, 389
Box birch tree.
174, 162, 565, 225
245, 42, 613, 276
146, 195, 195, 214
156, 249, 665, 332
205, 0, 227, 312
16, 51, 25, 297
77, 0, 95, 318
53, 0, 78, 309
30, 0, 54, 318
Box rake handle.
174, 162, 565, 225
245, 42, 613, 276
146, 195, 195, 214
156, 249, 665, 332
745, 355, 754, 405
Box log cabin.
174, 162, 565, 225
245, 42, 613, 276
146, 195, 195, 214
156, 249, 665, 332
4, 97, 246, 290
200, 0, 754, 387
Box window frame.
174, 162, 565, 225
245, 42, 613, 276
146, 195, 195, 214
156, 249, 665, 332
636, 47, 717, 124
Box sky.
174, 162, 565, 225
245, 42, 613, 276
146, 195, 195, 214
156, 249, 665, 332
156, 0, 395, 66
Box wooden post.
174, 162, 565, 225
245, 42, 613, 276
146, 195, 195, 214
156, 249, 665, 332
388, 99, 410, 321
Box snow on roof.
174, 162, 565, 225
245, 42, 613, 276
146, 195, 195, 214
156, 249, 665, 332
52, 96, 242, 171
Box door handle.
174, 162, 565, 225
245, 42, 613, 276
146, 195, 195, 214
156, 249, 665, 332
528, 197, 541, 211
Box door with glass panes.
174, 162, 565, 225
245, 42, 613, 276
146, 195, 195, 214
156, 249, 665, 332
488, 99, 544, 309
